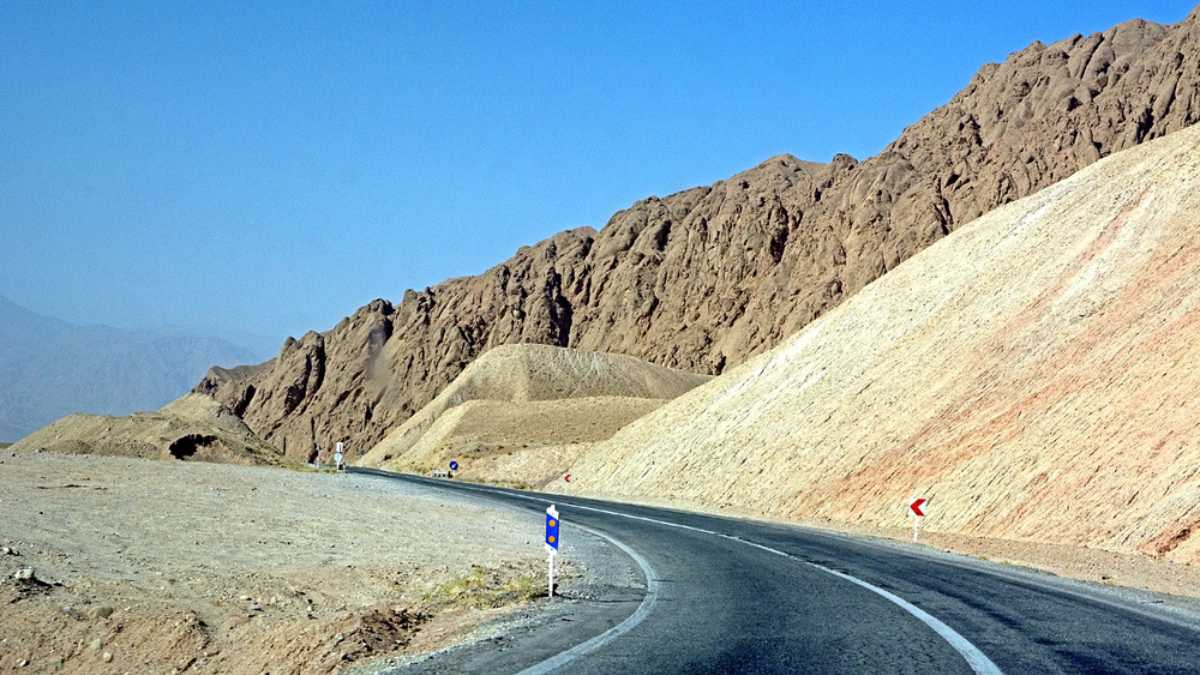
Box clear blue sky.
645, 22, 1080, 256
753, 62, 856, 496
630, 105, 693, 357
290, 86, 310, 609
2, 1, 1194, 348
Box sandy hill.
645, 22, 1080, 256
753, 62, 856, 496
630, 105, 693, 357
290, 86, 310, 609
194, 9, 1200, 461
359, 344, 709, 479
9, 394, 283, 465
559, 123, 1200, 565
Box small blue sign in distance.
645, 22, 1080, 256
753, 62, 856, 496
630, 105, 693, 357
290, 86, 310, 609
449, 460, 459, 471
545, 508, 560, 551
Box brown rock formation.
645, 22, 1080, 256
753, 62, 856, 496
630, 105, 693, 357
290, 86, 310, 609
9, 394, 283, 465
197, 9, 1200, 461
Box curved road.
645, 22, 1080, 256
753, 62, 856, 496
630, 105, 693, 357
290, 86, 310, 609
354, 469, 1200, 674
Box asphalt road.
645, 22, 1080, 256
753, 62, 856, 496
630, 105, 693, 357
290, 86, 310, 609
353, 469, 1200, 674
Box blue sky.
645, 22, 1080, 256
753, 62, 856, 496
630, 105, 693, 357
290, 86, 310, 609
1, 1, 1194, 349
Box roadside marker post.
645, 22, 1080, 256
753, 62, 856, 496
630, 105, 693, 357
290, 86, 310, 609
909, 496, 928, 542
449, 459, 459, 474
545, 505, 560, 598
334, 442, 345, 472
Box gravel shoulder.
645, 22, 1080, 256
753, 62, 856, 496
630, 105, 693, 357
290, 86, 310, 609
0, 453, 633, 673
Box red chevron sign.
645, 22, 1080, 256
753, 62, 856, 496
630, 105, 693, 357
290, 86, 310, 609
910, 498, 927, 517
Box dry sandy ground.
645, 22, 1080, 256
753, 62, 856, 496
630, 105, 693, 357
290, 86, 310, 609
0, 453, 562, 674
561, 123, 1200, 568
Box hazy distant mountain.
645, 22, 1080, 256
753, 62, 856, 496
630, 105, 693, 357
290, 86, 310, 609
0, 296, 267, 441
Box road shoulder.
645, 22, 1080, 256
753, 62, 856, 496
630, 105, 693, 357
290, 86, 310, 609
360, 488, 648, 674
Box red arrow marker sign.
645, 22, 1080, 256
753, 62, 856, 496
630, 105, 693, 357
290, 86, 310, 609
910, 498, 927, 517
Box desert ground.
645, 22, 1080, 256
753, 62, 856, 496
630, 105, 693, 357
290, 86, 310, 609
0, 453, 579, 674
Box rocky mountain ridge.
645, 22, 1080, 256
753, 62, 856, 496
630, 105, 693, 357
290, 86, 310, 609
198, 9, 1200, 460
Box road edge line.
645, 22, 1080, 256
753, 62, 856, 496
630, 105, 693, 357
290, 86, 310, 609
528, 497, 1004, 675
349, 469, 661, 675
802, 558, 1002, 675
516, 521, 660, 675
352, 469, 1000, 674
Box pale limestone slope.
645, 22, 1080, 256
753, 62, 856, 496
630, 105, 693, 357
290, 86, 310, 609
560, 124, 1200, 565
359, 344, 709, 474
398, 397, 663, 485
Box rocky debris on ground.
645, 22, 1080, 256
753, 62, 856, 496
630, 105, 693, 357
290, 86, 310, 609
7, 565, 56, 604
193, 9, 1200, 461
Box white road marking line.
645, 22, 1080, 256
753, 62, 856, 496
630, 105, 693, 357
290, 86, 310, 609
357, 471, 1002, 674
516, 521, 659, 675
553, 500, 1002, 675
801, 558, 1003, 675
353, 470, 661, 674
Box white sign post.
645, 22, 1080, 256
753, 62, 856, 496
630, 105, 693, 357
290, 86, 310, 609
545, 505, 560, 598
334, 442, 345, 471
909, 495, 928, 543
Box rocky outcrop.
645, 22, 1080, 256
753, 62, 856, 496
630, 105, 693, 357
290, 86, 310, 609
9, 394, 282, 465
197, 10, 1200, 461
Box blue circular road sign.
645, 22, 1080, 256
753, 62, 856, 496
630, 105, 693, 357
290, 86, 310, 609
449, 460, 459, 471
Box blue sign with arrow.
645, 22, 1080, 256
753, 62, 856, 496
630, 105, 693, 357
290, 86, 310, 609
449, 460, 459, 471
545, 505, 560, 552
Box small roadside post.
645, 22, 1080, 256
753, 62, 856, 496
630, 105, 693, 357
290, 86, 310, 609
334, 442, 345, 472
909, 495, 928, 542
449, 459, 459, 476
545, 505, 560, 598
